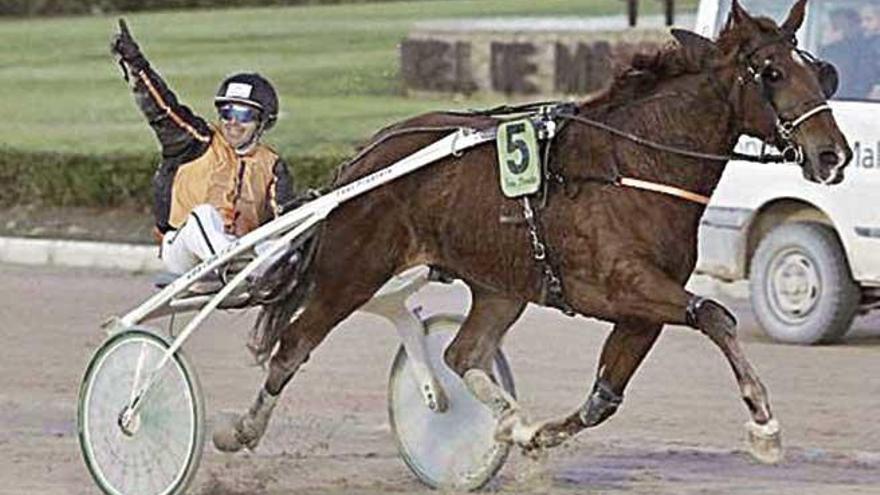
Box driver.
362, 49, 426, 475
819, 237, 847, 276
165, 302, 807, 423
862, 4, 880, 99
110, 20, 294, 277
819, 8, 871, 99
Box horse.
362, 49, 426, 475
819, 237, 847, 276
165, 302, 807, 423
214, 0, 851, 468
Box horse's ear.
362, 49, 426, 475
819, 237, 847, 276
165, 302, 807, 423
671, 29, 719, 61
728, 0, 756, 29
781, 0, 807, 35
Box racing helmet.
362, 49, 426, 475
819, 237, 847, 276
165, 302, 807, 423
214, 72, 279, 131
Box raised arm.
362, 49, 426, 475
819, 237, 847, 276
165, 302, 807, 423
111, 19, 212, 162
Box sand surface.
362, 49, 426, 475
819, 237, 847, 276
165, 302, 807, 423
2, 264, 879, 494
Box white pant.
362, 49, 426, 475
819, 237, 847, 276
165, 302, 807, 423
161, 204, 235, 274
161, 204, 289, 276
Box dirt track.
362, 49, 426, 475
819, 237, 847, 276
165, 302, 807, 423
2, 263, 880, 494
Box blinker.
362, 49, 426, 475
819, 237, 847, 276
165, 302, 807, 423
797, 49, 839, 99
815, 60, 839, 99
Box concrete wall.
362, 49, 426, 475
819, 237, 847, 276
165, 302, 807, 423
401, 21, 673, 97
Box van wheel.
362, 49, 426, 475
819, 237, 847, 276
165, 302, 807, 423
749, 222, 859, 344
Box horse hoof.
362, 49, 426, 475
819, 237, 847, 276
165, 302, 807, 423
530, 420, 571, 450
746, 418, 783, 464
212, 412, 246, 453
508, 416, 541, 448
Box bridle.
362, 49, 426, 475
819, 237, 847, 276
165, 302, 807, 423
542, 32, 840, 205
778, 103, 831, 140
735, 34, 835, 165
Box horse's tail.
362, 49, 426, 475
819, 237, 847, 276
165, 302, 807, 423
248, 223, 322, 364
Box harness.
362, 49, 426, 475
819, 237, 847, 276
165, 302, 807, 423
511, 103, 722, 312
471, 43, 837, 313
322, 39, 839, 315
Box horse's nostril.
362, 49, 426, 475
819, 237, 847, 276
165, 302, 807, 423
819, 150, 839, 167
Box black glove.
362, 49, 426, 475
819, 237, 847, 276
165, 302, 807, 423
110, 19, 148, 75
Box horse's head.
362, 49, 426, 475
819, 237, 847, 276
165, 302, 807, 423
692, 0, 851, 184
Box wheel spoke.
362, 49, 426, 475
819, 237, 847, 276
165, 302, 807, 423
78, 330, 203, 495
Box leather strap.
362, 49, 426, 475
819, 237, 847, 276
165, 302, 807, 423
619, 177, 711, 205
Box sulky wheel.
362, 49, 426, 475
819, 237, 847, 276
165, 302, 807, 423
77, 328, 205, 495
387, 314, 516, 491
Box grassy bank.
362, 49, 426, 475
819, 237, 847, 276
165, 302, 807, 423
0, 0, 696, 205
0, 148, 347, 206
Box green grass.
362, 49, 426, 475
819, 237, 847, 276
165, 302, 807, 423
0, 0, 696, 159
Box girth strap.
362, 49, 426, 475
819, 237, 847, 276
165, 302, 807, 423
520, 197, 575, 316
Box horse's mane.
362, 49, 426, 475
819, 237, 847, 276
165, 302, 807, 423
588, 15, 785, 110
594, 41, 707, 108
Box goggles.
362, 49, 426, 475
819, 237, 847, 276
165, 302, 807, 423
218, 103, 261, 124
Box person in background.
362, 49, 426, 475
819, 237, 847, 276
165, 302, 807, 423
819, 8, 873, 99
860, 4, 880, 99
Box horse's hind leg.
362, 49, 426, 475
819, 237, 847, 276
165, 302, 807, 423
442, 286, 532, 440
525, 319, 662, 450
444, 285, 526, 379
213, 253, 393, 452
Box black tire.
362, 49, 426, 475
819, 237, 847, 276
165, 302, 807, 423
749, 222, 859, 344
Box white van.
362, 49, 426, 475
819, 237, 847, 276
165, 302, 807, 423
693, 0, 880, 344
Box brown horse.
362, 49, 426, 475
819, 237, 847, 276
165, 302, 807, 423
215, 0, 850, 467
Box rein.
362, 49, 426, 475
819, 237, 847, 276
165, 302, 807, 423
551, 41, 835, 205
558, 112, 787, 165
556, 100, 830, 205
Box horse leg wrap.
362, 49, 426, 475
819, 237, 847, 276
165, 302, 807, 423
465, 369, 535, 445
213, 387, 278, 452
686, 296, 737, 338
464, 369, 518, 418
578, 379, 623, 428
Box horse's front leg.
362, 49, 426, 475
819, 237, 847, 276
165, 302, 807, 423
608, 263, 781, 463
687, 295, 781, 463
525, 319, 662, 450
614, 266, 781, 463
536, 262, 781, 463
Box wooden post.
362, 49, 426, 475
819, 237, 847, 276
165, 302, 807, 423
663, 0, 675, 26
624, 0, 638, 27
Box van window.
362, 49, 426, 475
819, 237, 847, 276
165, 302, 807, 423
713, 0, 880, 102
814, 1, 880, 101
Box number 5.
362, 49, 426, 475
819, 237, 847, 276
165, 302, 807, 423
505, 123, 530, 174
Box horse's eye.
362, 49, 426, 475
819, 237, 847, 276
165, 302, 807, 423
761, 66, 785, 83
